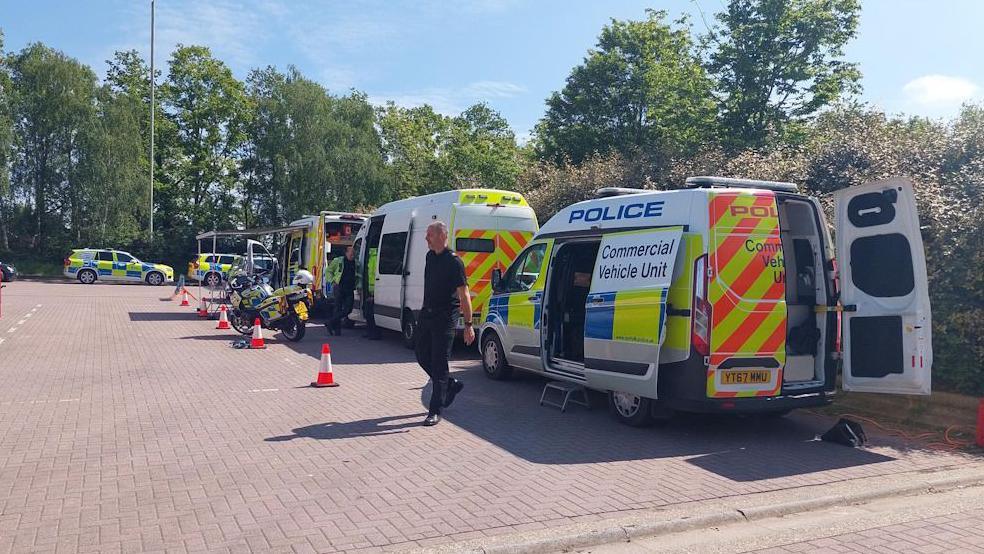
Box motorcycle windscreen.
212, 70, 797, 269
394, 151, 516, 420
583, 227, 683, 397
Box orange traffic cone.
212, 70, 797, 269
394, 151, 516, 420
250, 318, 266, 349
197, 297, 208, 318
311, 344, 339, 387
216, 305, 230, 330
179, 289, 190, 306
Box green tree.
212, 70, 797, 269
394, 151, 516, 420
159, 45, 249, 231
445, 104, 522, 191
707, 0, 862, 149
9, 43, 97, 251
378, 102, 522, 196
75, 85, 147, 246
243, 66, 390, 227
536, 10, 717, 165
0, 30, 14, 249
378, 103, 453, 197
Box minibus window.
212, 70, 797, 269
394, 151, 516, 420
456, 237, 495, 253
378, 232, 409, 275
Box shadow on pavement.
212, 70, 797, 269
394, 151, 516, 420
403, 367, 900, 477
684, 440, 896, 481
265, 413, 429, 441
129, 311, 204, 322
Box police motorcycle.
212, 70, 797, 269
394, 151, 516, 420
226, 240, 313, 342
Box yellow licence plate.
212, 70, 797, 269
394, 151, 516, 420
294, 302, 309, 320
721, 370, 772, 385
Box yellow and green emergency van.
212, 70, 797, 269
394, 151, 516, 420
282, 212, 366, 314
479, 177, 933, 425
187, 253, 242, 287
64, 248, 174, 286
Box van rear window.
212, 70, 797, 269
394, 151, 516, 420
456, 237, 494, 253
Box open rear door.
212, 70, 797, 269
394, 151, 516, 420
834, 178, 932, 395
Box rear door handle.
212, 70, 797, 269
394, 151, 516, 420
590, 296, 604, 304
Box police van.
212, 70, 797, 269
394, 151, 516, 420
480, 176, 932, 425
351, 189, 539, 347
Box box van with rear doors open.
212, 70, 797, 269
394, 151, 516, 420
350, 189, 539, 348
479, 176, 932, 426
281, 212, 366, 316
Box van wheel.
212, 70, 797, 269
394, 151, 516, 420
77, 269, 97, 284
401, 312, 417, 349
481, 332, 513, 380
608, 391, 654, 427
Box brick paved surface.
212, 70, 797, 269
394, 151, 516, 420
0, 281, 977, 553
754, 509, 984, 553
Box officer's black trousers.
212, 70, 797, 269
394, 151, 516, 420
414, 310, 456, 415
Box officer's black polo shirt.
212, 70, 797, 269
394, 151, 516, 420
422, 248, 467, 316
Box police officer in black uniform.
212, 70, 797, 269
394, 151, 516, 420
416, 221, 475, 426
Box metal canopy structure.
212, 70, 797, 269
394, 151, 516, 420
194, 224, 310, 305
195, 224, 309, 241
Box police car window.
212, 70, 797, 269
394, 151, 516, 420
505, 244, 546, 292
115, 252, 133, 263
456, 237, 495, 253
219, 255, 236, 265
96, 251, 114, 262
378, 232, 408, 275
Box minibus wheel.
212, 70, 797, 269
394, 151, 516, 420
608, 391, 653, 427
401, 311, 417, 349
481, 332, 513, 380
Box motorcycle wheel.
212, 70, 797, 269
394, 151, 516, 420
230, 311, 254, 336
281, 315, 306, 342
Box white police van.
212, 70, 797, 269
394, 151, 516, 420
351, 189, 539, 347
480, 176, 932, 425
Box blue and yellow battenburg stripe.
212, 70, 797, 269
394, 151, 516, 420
585, 288, 669, 345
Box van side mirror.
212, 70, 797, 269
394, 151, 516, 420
491, 268, 503, 292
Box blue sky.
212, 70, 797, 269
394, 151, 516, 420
3, 0, 983, 140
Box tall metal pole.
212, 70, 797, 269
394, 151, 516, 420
149, 0, 155, 239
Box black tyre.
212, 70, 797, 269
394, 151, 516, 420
204, 272, 222, 288
608, 391, 654, 427
230, 311, 254, 335
481, 332, 513, 380
401, 312, 417, 349
77, 269, 97, 284
145, 271, 165, 286
281, 315, 306, 342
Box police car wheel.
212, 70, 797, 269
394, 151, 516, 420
608, 391, 654, 427
145, 272, 165, 286
481, 333, 513, 380
77, 269, 97, 284
204, 272, 222, 288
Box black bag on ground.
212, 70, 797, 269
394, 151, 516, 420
820, 418, 868, 447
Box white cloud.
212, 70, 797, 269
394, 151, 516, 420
902, 75, 980, 108
116, 0, 280, 71
368, 80, 527, 115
